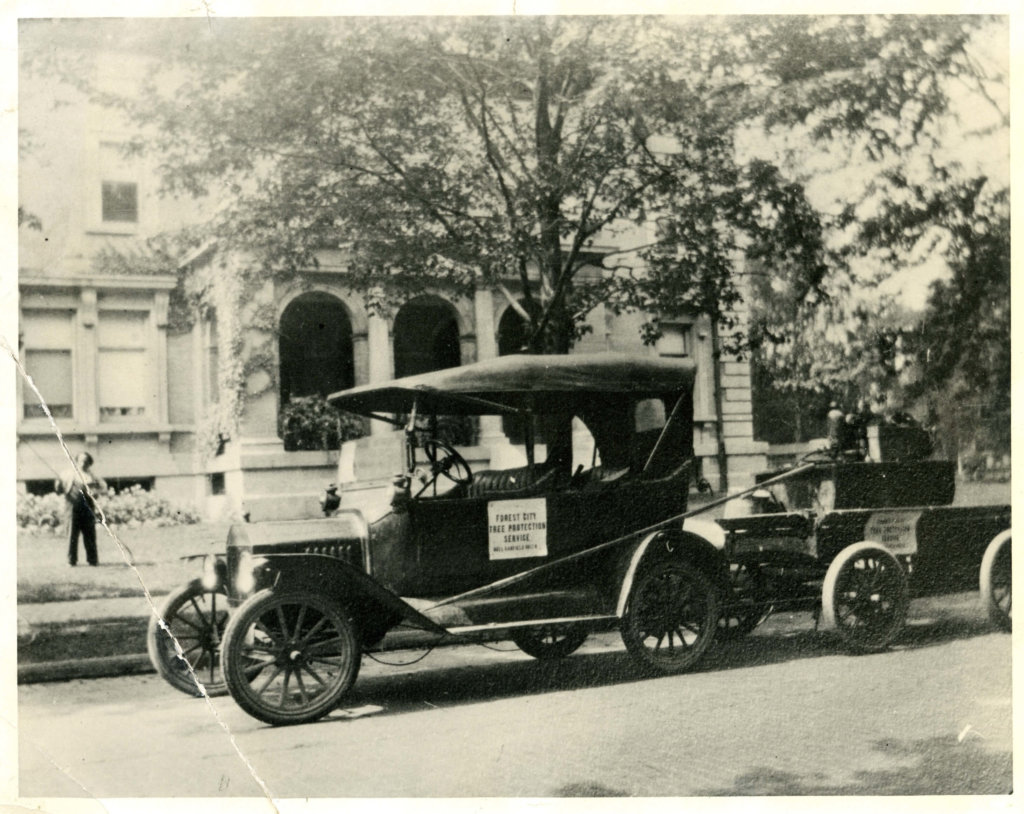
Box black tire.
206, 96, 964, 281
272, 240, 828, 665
147, 579, 229, 697
822, 542, 908, 653
221, 589, 361, 726
980, 531, 1011, 632
717, 562, 773, 641
620, 559, 719, 674
511, 625, 588, 660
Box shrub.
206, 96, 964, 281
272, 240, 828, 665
17, 492, 65, 533
17, 485, 201, 532
279, 396, 367, 452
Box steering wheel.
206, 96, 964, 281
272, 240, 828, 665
419, 439, 473, 493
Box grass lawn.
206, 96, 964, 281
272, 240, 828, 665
18, 522, 232, 603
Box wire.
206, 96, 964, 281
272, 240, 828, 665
475, 640, 520, 652
19, 436, 62, 479
363, 631, 452, 666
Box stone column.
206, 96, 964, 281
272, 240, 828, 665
78, 288, 99, 432
473, 286, 505, 452
352, 330, 369, 386
367, 312, 394, 436
153, 291, 170, 440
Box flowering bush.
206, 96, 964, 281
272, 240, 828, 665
279, 396, 367, 452
17, 486, 201, 533
17, 492, 65, 532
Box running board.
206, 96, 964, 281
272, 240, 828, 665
446, 614, 618, 637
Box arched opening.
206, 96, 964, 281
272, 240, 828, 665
279, 292, 355, 404
497, 301, 539, 356
393, 296, 461, 378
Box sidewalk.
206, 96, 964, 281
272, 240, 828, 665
17, 595, 157, 683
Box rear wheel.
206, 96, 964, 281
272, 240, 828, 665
221, 589, 360, 726
822, 542, 908, 653
620, 560, 718, 674
980, 531, 1011, 632
511, 625, 588, 660
147, 579, 229, 697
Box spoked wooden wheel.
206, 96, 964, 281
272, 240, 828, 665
147, 579, 230, 697
620, 560, 719, 674
511, 625, 588, 660
823, 542, 908, 653
980, 531, 1011, 632
221, 590, 360, 726
717, 562, 773, 641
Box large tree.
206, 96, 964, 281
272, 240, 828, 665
36, 16, 828, 354
28, 15, 1008, 459
736, 15, 1008, 434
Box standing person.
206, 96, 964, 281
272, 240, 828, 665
55, 452, 107, 566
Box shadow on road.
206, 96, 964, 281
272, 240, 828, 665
696, 736, 1012, 795
331, 608, 1007, 724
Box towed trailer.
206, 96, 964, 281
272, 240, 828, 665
147, 353, 1010, 725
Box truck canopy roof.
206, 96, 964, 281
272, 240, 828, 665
328, 353, 696, 417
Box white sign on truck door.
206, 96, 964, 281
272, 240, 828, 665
488, 498, 548, 559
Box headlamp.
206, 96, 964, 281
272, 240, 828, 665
235, 551, 267, 596
200, 555, 223, 590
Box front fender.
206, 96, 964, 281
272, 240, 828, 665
257, 553, 447, 644
615, 529, 729, 618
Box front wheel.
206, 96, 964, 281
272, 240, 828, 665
511, 625, 588, 660
147, 579, 229, 697
620, 560, 719, 674
980, 531, 1011, 632
221, 589, 361, 726
822, 542, 908, 653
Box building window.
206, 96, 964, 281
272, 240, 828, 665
656, 323, 692, 358
101, 181, 138, 223
22, 310, 74, 419
209, 472, 226, 496
98, 310, 152, 422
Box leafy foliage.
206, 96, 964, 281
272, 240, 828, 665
278, 397, 367, 452
910, 206, 1010, 457
738, 15, 1008, 450
28, 17, 1008, 458
56, 16, 830, 355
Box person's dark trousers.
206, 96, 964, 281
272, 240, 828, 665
67, 501, 98, 566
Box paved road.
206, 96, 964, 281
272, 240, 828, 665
17, 594, 1011, 799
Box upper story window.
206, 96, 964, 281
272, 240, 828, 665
22, 309, 75, 419
101, 181, 138, 223
97, 310, 153, 422
91, 140, 141, 233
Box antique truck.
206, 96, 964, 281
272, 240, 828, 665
148, 353, 1011, 726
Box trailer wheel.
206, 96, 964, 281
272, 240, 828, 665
221, 589, 360, 726
980, 531, 1011, 632
621, 559, 718, 674
822, 542, 908, 653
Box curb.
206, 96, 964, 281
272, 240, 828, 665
19, 653, 154, 684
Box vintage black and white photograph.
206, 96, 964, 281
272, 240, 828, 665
8, 6, 1013, 805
